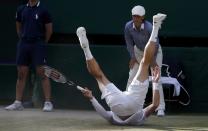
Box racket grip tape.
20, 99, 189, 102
77, 86, 86, 91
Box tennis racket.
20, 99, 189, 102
43, 65, 86, 91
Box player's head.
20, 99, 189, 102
131, 5, 145, 28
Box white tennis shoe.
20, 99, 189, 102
76, 27, 89, 49
5, 101, 24, 111
43, 101, 53, 112
153, 13, 167, 28
157, 109, 165, 117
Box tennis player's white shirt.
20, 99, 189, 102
90, 79, 149, 125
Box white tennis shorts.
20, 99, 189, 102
101, 79, 149, 116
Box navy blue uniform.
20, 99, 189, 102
16, 1, 52, 66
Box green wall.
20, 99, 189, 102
0, 2, 18, 63
1, 45, 208, 112
1, 0, 208, 38
0, 65, 16, 100
42, 45, 208, 112
1, 0, 207, 64
45, 0, 208, 37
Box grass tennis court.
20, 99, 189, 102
0, 107, 207, 131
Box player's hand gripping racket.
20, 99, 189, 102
43, 65, 86, 91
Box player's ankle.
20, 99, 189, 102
84, 48, 93, 60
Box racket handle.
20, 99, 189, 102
77, 86, 86, 91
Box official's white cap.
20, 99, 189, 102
131, 5, 145, 16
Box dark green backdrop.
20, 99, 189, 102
0, 0, 207, 63
45, 0, 207, 37
0, 0, 208, 113
1, 45, 208, 113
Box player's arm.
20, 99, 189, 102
45, 23, 53, 43
144, 66, 160, 118
81, 88, 112, 121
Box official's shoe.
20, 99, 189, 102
43, 101, 53, 112
157, 109, 165, 117
5, 101, 24, 111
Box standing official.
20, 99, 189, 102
5, 0, 53, 111
124, 5, 165, 116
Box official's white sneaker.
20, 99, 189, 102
153, 13, 167, 28
5, 101, 24, 111
76, 27, 89, 49
43, 101, 53, 112
157, 109, 165, 117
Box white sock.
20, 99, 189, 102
82, 47, 93, 60
149, 25, 160, 42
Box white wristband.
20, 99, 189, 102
153, 82, 159, 90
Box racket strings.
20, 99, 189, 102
50, 70, 61, 80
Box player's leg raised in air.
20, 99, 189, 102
134, 13, 167, 117
76, 27, 135, 118
76, 27, 111, 92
